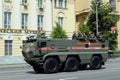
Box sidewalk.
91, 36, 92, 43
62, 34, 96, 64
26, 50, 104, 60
0, 56, 25, 64
0, 56, 30, 68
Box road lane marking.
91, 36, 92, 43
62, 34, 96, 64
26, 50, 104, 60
59, 77, 78, 80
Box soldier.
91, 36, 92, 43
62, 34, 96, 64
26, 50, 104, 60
83, 32, 88, 40
77, 31, 83, 39
90, 32, 95, 38
72, 31, 77, 40
77, 31, 86, 41
97, 32, 105, 42
88, 32, 96, 42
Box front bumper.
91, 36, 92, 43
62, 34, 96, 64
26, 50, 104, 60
24, 57, 44, 66
22, 51, 44, 65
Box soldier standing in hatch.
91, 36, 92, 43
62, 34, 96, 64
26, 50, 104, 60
77, 31, 83, 39
88, 32, 97, 41
72, 31, 77, 40
83, 32, 88, 40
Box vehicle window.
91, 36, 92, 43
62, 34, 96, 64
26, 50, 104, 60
40, 42, 46, 47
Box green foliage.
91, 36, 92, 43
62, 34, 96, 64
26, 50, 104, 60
102, 31, 118, 50
50, 22, 68, 39
86, 0, 119, 50
78, 24, 90, 34
87, 0, 119, 32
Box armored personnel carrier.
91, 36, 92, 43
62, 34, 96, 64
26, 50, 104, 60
22, 34, 108, 73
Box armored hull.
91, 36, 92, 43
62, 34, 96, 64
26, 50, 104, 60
22, 38, 108, 73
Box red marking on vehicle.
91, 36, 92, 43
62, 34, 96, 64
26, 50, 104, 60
67, 47, 71, 50
38, 47, 57, 51
38, 47, 108, 51
68, 47, 108, 51
71, 47, 84, 50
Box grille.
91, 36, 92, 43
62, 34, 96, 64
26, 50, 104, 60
22, 51, 33, 58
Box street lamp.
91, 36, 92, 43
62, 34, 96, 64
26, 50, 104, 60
95, 2, 99, 36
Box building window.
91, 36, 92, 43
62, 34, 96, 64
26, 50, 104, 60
5, 40, 12, 56
65, 0, 67, 8
22, 0, 27, 4
58, 17, 63, 28
38, 0, 43, 6
54, 0, 57, 7
38, 15, 43, 30
109, 0, 116, 11
4, 0, 11, 2
22, 13, 28, 29
59, 0, 63, 8
4, 12, 11, 29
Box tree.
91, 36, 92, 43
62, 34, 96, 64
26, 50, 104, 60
87, 0, 119, 50
50, 22, 68, 39
78, 24, 90, 34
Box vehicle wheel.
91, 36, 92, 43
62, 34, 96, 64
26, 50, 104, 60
64, 57, 79, 72
43, 58, 59, 73
90, 56, 102, 70
33, 65, 43, 73
80, 64, 87, 70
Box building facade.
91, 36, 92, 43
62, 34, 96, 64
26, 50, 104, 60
76, 0, 120, 50
76, 0, 90, 26
0, 0, 76, 57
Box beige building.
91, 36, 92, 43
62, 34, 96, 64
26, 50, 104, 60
76, 0, 90, 26
0, 0, 76, 57
76, 0, 120, 50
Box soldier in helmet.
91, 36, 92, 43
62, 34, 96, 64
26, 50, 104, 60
88, 32, 96, 42
72, 31, 77, 40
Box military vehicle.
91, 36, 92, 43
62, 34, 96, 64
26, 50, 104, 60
22, 34, 108, 73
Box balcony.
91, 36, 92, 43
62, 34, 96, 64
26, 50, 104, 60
0, 29, 38, 34
76, 8, 90, 16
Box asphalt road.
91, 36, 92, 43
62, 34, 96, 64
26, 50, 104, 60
0, 58, 120, 80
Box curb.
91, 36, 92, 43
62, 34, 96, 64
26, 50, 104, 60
106, 57, 120, 64
0, 63, 30, 69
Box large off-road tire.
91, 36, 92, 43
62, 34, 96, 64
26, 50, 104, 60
43, 58, 59, 74
90, 56, 102, 70
32, 65, 43, 73
64, 57, 79, 72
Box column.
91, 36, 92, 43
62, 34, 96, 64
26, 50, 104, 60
46, 0, 52, 31
30, 0, 37, 30
0, 0, 2, 28
14, 0, 21, 29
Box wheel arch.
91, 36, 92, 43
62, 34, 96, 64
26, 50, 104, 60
44, 55, 61, 63
66, 55, 81, 63
92, 54, 102, 60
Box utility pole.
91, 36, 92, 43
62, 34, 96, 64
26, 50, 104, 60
95, 2, 98, 36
